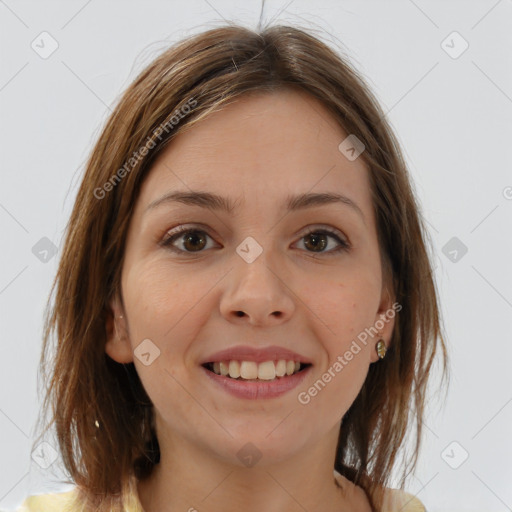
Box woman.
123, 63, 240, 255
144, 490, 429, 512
19, 23, 448, 512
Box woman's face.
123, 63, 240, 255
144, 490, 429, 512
106, 89, 395, 467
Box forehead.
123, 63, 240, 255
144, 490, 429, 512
135, 89, 373, 222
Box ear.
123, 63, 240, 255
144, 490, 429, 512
105, 293, 133, 363
369, 280, 397, 363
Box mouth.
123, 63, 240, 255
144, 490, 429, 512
200, 360, 313, 400
201, 360, 313, 381
199, 345, 313, 399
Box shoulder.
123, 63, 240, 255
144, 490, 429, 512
16, 474, 144, 512
16, 488, 78, 512
333, 470, 426, 512
381, 488, 426, 512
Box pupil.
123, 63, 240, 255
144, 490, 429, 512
305, 233, 327, 252
184, 232, 206, 251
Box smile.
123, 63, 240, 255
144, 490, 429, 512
201, 361, 312, 400
202, 359, 311, 381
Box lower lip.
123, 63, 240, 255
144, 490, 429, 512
201, 365, 312, 400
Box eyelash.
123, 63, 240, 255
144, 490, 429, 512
160, 225, 351, 256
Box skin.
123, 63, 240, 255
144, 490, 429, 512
105, 89, 395, 512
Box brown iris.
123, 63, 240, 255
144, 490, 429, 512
182, 231, 207, 252
303, 232, 328, 252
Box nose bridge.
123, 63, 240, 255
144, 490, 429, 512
237, 238, 276, 284
219, 234, 295, 324
234, 234, 283, 294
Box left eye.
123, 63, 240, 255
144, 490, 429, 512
161, 227, 350, 255
296, 229, 350, 254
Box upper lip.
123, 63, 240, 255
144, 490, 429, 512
200, 345, 313, 365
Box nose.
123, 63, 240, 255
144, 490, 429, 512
219, 246, 295, 327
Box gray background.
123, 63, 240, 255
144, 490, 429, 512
1, 1, 511, 511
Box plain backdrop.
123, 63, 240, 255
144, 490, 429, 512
1, 1, 511, 511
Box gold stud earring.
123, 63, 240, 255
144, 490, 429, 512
376, 339, 387, 359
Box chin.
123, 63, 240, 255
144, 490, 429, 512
208, 428, 309, 469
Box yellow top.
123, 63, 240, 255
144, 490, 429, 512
16, 470, 426, 511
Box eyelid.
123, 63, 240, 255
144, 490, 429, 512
300, 224, 347, 240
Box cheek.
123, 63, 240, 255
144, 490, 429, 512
122, 261, 211, 356
325, 356, 369, 419
296, 343, 370, 424
122, 263, 207, 416
298, 269, 380, 342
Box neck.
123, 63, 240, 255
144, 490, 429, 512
136, 424, 371, 512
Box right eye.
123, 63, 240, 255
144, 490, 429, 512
161, 226, 218, 253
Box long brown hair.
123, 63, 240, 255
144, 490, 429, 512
34, 23, 449, 511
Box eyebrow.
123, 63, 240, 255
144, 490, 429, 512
145, 190, 365, 222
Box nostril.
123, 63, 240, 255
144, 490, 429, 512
235, 311, 244, 317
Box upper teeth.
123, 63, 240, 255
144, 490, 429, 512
211, 360, 302, 380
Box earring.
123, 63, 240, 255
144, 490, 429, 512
114, 315, 124, 340
376, 339, 387, 359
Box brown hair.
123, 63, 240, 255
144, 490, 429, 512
34, 23, 449, 511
